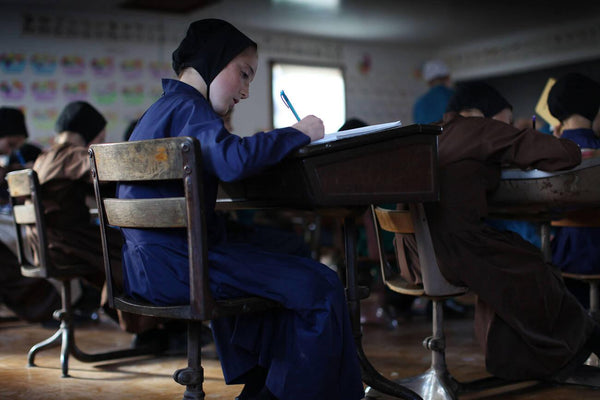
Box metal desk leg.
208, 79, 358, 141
540, 221, 552, 264
343, 215, 422, 400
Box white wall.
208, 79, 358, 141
232, 29, 430, 135
438, 17, 600, 81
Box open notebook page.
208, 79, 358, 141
308, 120, 402, 146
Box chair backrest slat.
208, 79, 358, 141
371, 204, 467, 297
93, 139, 186, 181
6, 172, 32, 197
104, 198, 187, 228
12, 203, 36, 224
373, 206, 414, 233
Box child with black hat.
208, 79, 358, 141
31, 101, 167, 338
549, 72, 600, 304
0, 107, 29, 196
548, 72, 600, 142
0, 107, 28, 155
117, 19, 363, 400
395, 81, 600, 384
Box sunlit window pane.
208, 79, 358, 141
272, 0, 339, 9
272, 62, 345, 134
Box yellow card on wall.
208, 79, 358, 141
535, 77, 560, 127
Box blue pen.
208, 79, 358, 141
15, 149, 26, 166
280, 90, 301, 121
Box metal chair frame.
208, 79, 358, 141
365, 204, 516, 400
6, 168, 156, 378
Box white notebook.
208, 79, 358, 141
309, 120, 402, 146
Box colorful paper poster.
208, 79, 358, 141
121, 84, 144, 105
103, 110, 119, 127
60, 55, 85, 75
0, 53, 26, 73
62, 81, 89, 101
31, 107, 59, 135
93, 82, 118, 105
31, 80, 58, 101
30, 53, 57, 75
148, 60, 172, 78
120, 59, 144, 79
0, 80, 26, 100
91, 56, 115, 78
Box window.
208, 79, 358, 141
271, 61, 345, 134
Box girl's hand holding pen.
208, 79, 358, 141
280, 90, 323, 142
293, 115, 324, 142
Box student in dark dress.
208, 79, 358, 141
549, 72, 600, 306
395, 81, 600, 381
117, 19, 364, 400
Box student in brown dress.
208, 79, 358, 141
31, 101, 184, 347
395, 81, 600, 381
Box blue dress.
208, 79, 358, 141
412, 84, 454, 124
552, 128, 600, 275
117, 79, 364, 400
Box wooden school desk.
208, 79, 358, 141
217, 123, 441, 400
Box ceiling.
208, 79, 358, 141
2, 0, 600, 48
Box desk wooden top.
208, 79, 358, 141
489, 156, 600, 219
217, 124, 441, 210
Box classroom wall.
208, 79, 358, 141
0, 6, 431, 145
436, 16, 600, 127
2, 7, 599, 146
439, 17, 600, 81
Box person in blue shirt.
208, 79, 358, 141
117, 19, 364, 400
549, 72, 600, 306
412, 59, 454, 124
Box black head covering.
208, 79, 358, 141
172, 19, 257, 86
0, 107, 28, 138
446, 81, 512, 118
548, 73, 600, 122
338, 118, 367, 131
55, 101, 106, 144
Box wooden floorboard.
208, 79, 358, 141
1, 306, 599, 399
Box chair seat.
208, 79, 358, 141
561, 272, 600, 282
385, 276, 425, 296
114, 295, 281, 320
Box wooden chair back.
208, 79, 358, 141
371, 204, 467, 298
6, 169, 53, 278
89, 136, 213, 321
89, 136, 278, 323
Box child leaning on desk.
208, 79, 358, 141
116, 19, 364, 400
394, 81, 600, 383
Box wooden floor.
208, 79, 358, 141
1, 302, 599, 400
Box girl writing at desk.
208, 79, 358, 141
117, 19, 364, 400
